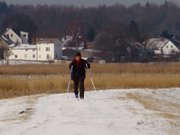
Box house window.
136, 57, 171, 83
15, 55, 18, 58
47, 54, 50, 59
33, 54, 35, 58
166, 46, 168, 48
11, 34, 13, 37
39, 55, 41, 59
25, 49, 28, 51
24, 54, 27, 58
33, 49, 35, 51
46, 47, 50, 51
23, 34, 26, 37
171, 45, 173, 48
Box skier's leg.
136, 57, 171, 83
74, 80, 79, 98
79, 78, 85, 99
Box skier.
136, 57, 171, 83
69, 52, 90, 99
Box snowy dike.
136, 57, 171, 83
0, 89, 180, 135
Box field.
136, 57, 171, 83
1, 62, 180, 99
0, 63, 180, 135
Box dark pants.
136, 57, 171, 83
73, 78, 85, 98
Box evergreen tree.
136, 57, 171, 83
87, 28, 96, 42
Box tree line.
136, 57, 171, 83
0, 1, 180, 61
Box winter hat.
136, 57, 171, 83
75, 52, 81, 57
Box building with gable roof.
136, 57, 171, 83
1, 28, 63, 62
145, 38, 179, 57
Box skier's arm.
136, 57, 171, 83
70, 59, 77, 69
69, 63, 73, 70
85, 61, 90, 69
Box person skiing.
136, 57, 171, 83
69, 52, 90, 99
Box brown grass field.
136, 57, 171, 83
0, 62, 180, 99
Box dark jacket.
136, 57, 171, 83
69, 58, 90, 81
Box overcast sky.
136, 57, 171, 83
3, 0, 180, 7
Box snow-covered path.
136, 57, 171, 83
0, 89, 180, 135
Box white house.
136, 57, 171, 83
145, 38, 179, 56
36, 38, 62, 61
2, 28, 63, 62
4, 28, 22, 44
8, 44, 37, 61
8, 39, 62, 62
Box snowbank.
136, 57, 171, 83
0, 89, 179, 135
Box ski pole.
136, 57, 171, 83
85, 63, 96, 91
87, 69, 96, 91
67, 66, 73, 93
67, 79, 71, 93
90, 75, 96, 91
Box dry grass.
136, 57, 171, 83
126, 92, 180, 119
88, 73, 180, 89
90, 63, 180, 74
1, 73, 180, 99
0, 76, 69, 99
0, 63, 69, 75
1, 62, 180, 99
1, 62, 180, 75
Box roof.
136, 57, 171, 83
1, 35, 14, 45
130, 42, 144, 49
12, 44, 36, 50
61, 36, 73, 47
35, 38, 59, 44
145, 38, 169, 50
81, 49, 101, 53
20, 31, 29, 34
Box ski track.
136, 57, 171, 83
0, 89, 180, 135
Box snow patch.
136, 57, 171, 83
0, 89, 179, 135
